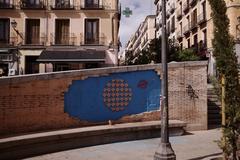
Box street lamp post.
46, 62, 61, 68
154, 0, 176, 159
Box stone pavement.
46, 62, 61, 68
25, 129, 222, 160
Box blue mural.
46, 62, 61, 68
64, 70, 161, 122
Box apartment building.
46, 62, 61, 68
0, 0, 121, 76
155, 0, 240, 75
125, 15, 156, 57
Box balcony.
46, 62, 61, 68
183, 24, 190, 35
20, 0, 46, 9
170, 3, 175, 14
51, 1, 74, 10
189, 0, 197, 6
197, 13, 207, 25
50, 33, 77, 46
176, 31, 183, 40
176, 8, 182, 20
0, 0, 14, 9
190, 20, 198, 30
81, 3, 104, 10
21, 33, 47, 46
183, 1, 189, 13
166, 10, 171, 19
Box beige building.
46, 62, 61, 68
0, 0, 120, 76
125, 15, 156, 57
155, 0, 240, 75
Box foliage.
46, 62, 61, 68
208, 0, 240, 159
177, 48, 201, 61
124, 37, 206, 65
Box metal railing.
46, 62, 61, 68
20, 0, 46, 9
183, 0, 189, 13
21, 32, 47, 45
176, 8, 182, 20
50, 33, 77, 45
81, 3, 104, 10
0, 0, 14, 9
190, 20, 198, 30
197, 12, 207, 24
170, 3, 175, 14
183, 23, 190, 35
189, 0, 197, 6
51, 1, 74, 10
176, 30, 183, 39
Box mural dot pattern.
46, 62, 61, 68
103, 79, 132, 112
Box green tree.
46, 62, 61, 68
208, 0, 240, 159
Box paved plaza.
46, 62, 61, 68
25, 129, 222, 160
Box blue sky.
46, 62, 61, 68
119, 0, 156, 49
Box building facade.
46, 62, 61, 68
125, 15, 156, 57
155, 0, 240, 76
0, 0, 120, 76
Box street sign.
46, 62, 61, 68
122, 7, 132, 18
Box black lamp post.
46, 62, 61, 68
154, 0, 176, 159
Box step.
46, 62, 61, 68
0, 120, 186, 160
208, 119, 221, 125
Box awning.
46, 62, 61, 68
37, 50, 106, 62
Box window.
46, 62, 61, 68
55, 19, 70, 45
191, 9, 197, 27
0, 19, 9, 44
171, 16, 175, 32
26, 19, 40, 44
193, 34, 198, 49
85, 19, 99, 44
85, 0, 99, 8
203, 29, 207, 46
187, 38, 190, 48
202, 1, 206, 19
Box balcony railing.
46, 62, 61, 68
166, 10, 171, 19
170, 3, 175, 14
20, 0, 46, 9
176, 31, 183, 39
81, 3, 104, 10
183, 1, 189, 13
50, 33, 77, 45
197, 13, 207, 25
189, 0, 197, 6
22, 33, 47, 45
190, 20, 198, 30
176, 8, 182, 20
183, 24, 190, 35
51, 1, 74, 10
82, 33, 106, 45
0, 0, 14, 9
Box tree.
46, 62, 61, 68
208, 0, 240, 159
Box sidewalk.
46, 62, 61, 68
25, 129, 222, 160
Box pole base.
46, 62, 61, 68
154, 142, 176, 160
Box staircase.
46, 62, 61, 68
208, 85, 221, 129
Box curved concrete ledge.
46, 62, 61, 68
0, 120, 186, 160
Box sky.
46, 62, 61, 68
119, 0, 156, 50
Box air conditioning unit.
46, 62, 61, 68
8, 69, 16, 76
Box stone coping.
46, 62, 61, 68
0, 120, 186, 160
0, 61, 207, 85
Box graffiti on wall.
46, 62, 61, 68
64, 70, 161, 122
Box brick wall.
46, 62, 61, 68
0, 61, 208, 136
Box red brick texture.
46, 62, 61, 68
0, 61, 208, 136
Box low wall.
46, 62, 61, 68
0, 61, 208, 136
